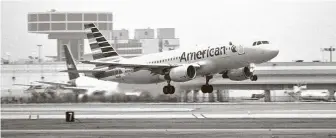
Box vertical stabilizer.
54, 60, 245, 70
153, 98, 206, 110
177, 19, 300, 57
63, 45, 80, 80
84, 23, 122, 62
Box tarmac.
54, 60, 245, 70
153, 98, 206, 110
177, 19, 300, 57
2, 103, 336, 138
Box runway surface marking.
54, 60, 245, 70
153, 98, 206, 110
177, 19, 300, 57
3, 113, 336, 119
2, 129, 336, 133
1, 108, 195, 112
2, 102, 335, 106
203, 114, 336, 118
3, 110, 335, 114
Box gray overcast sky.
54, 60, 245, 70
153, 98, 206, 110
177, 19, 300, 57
1, 0, 336, 62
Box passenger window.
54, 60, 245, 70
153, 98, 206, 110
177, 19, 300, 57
257, 41, 262, 45
262, 41, 269, 44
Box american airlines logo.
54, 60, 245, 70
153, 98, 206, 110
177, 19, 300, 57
180, 46, 240, 62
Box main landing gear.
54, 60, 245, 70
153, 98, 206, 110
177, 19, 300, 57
163, 80, 175, 94
250, 75, 258, 81
201, 75, 213, 93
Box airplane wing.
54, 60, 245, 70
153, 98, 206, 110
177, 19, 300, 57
36, 81, 71, 86
80, 60, 201, 74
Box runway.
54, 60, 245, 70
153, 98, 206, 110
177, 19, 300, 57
2, 129, 336, 138
2, 103, 336, 138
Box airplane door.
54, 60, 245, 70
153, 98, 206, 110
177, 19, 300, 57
237, 45, 245, 55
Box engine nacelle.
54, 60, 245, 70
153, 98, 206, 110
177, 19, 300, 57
165, 65, 197, 82
227, 67, 254, 81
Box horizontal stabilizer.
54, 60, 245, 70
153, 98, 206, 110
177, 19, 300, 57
13, 84, 42, 87
36, 81, 71, 86
61, 86, 89, 91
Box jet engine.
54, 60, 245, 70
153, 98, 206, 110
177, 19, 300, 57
224, 66, 257, 81
165, 65, 197, 82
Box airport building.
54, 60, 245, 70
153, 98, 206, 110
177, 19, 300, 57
28, 11, 113, 61
112, 28, 180, 58
28, 11, 180, 60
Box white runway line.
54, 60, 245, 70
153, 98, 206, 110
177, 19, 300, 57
192, 114, 206, 118
2, 129, 336, 133
261, 110, 336, 113
1, 108, 195, 112
203, 114, 336, 118
3, 113, 336, 119
4, 102, 336, 106
1, 114, 196, 119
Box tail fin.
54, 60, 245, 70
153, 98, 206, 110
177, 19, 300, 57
84, 23, 121, 61
63, 45, 80, 80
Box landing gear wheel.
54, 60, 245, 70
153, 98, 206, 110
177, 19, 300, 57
163, 86, 169, 94
208, 85, 213, 93
169, 86, 175, 94
250, 75, 258, 81
163, 81, 175, 94
201, 85, 214, 93
201, 75, 214, 93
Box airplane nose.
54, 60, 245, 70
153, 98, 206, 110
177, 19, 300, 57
268, 44, 279, 58
261, 44, 279, 59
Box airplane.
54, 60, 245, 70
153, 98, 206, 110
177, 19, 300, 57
35, 45, 120, 102
13, 83, 59, 99
64, 23, 279, 94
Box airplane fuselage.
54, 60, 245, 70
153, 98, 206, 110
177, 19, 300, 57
98, 44, 278, 84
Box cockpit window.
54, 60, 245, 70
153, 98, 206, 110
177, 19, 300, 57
253, 41, 270, 46
262, 41, 269, 44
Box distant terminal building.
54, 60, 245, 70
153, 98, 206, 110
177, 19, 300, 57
27, 11, 113, 61
113, 28, 180, 58
27, 11, 179, 60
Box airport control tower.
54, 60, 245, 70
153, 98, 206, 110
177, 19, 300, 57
27, 11, 113, 61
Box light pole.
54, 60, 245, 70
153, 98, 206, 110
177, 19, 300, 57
37, 45, 42, 63
322, 46, 335, 62
37, 44, 44, 80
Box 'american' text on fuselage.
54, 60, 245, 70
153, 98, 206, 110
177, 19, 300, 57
180, 46, 235, 62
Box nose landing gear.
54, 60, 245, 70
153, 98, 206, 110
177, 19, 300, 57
250, 75, 258, 81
